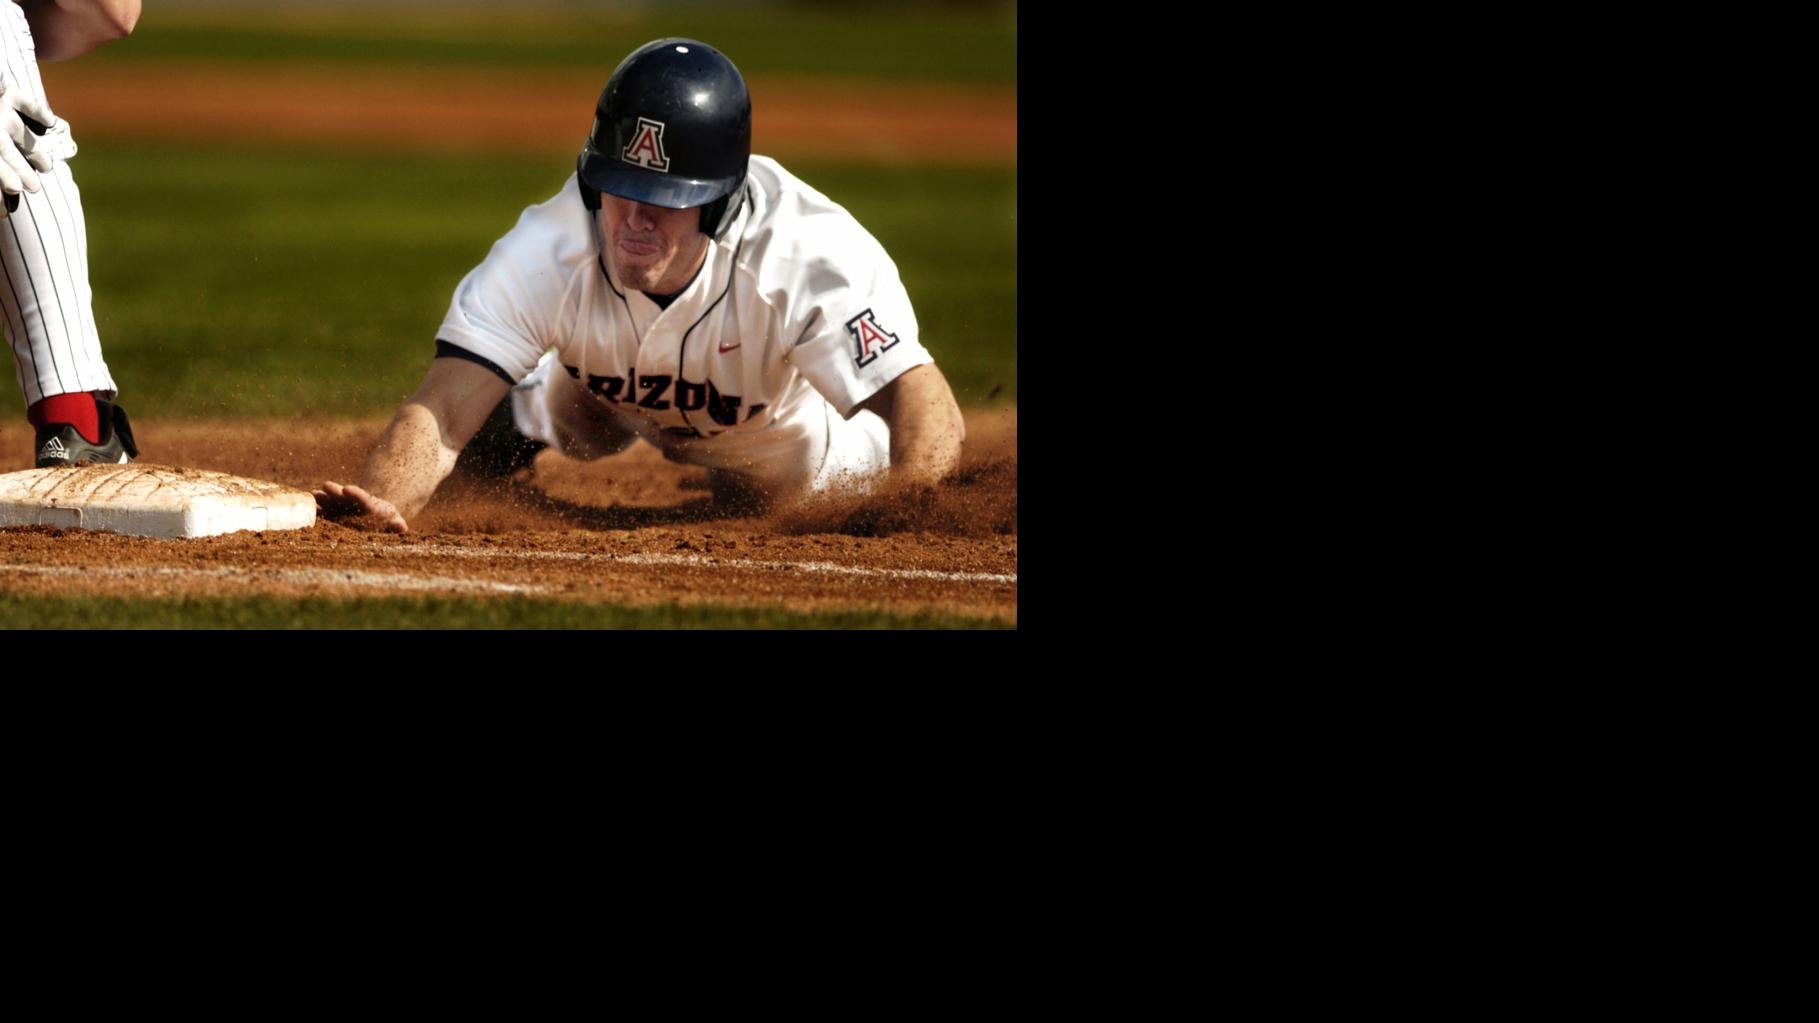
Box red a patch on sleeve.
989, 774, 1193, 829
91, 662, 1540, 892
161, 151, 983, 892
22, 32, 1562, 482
845, 309, 902, 367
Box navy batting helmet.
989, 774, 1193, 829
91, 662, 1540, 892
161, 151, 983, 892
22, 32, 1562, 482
577, 38, 752, 237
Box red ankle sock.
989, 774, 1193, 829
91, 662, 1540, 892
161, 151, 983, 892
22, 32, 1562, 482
27, 393, 101, 444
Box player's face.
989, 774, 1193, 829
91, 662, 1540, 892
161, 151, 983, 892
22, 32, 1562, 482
598, 195, 709, 296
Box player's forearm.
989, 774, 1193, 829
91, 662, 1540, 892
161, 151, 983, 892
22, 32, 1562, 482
21, 0, 140, 61
362, 402, 461, 521
881, 365, 965, 486
888, 413, 964, 486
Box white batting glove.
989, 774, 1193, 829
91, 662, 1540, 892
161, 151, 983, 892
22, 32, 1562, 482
1, 84, 54, 213
2, 79, 63, 170
30, 116, 77, 163
0, 146, 39, 217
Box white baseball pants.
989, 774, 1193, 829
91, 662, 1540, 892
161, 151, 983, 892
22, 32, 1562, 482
1, 4, 116, 407
509, 349, 890, 498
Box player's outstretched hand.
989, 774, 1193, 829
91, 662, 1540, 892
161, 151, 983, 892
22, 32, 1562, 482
314, 480, 410, 534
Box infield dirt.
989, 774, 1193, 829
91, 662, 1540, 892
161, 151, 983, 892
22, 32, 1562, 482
0, 411, 1016, 624
46, 64, 1016, 166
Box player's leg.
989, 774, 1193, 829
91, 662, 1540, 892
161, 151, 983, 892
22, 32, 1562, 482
705, 401, 891, 507
1, 8, 132, 467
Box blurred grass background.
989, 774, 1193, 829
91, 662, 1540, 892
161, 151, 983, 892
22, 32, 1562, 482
5, 1, 1016, 419
84, 2, 1018, 83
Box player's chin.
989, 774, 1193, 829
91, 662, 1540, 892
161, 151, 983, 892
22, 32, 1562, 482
617, 262, 669, 293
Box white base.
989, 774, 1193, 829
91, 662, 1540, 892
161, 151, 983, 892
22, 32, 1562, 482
0, 464, 316, 538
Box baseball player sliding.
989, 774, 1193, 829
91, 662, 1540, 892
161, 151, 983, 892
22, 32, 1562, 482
317, 38, 965, 533
1, 0, 141, 467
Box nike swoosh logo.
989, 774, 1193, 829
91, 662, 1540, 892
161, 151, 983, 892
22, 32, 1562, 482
718, 341, 742, 353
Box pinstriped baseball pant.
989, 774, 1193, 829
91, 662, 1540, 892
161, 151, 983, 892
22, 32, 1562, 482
0, 3, 117, 408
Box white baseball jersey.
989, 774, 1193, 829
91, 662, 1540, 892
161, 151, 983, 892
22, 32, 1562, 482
437, 155, 933, 493
1, 1, 117, 407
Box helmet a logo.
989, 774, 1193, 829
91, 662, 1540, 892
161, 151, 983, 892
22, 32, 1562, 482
845, 309, 901, 368
621, 118, 672, 171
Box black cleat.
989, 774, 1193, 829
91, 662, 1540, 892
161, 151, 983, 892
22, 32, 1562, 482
35, 400, 140, 467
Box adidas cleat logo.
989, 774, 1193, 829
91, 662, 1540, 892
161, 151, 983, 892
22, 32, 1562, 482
38, 437, 68, 462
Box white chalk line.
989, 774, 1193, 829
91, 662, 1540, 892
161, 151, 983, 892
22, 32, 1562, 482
619, 552, 1018, 585
0, 563, 544, 596
3, 544, 1016, 594
302, 542, 1018, 585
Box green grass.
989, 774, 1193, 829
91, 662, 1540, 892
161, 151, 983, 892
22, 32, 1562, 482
1, 142, 1013, 418
0, 592, 1010, 629
93, 3, 1018, 84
